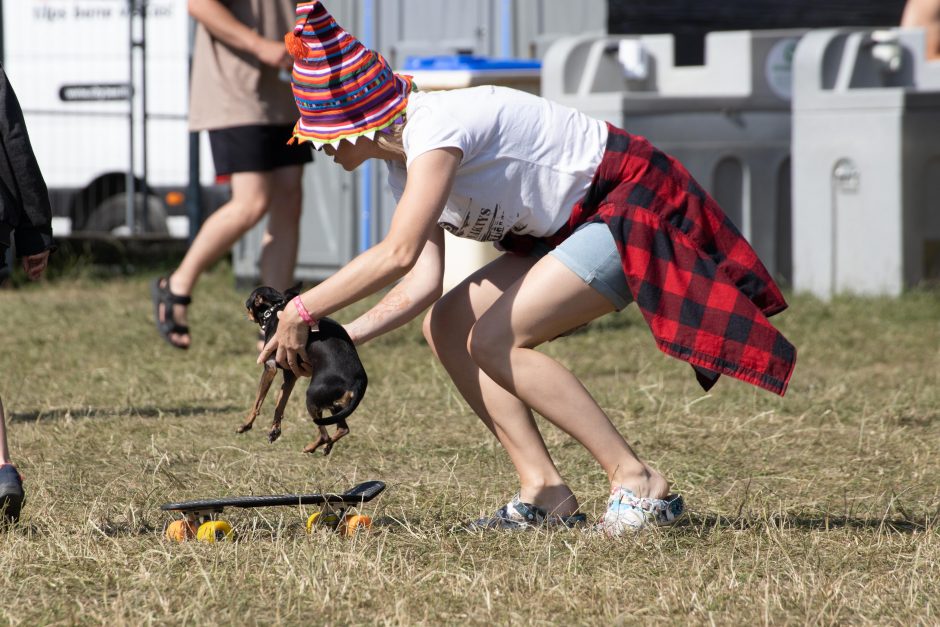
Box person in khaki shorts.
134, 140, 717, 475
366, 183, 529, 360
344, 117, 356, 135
152, 0, 313, 350
903, 0, 940, 60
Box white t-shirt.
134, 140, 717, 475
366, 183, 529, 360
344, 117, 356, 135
386, 86, 608, 241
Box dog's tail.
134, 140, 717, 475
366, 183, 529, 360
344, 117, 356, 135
312, 376, 367, 426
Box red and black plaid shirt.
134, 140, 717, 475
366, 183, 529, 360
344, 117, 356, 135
501, 124, 796, 396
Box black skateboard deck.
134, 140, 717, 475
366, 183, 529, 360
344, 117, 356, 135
161, 480, 385, 541
161, 480, 384, 514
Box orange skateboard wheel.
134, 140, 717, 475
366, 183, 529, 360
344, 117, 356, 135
340, 514, 372, 537
165, 519, 197, 542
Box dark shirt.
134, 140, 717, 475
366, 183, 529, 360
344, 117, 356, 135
0, 62, 55, 257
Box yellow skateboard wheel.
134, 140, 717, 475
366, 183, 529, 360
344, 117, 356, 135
165, 519, 197, 542
196, 520, 234, 543
340, 514, 372, 537
306, 511, 341, 533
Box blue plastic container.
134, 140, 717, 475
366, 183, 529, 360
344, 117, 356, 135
402, 54, 542, 72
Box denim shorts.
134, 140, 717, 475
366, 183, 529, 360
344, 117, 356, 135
531, 221, 633, 310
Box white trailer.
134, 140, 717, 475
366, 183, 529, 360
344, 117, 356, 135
0, 0, 219, 238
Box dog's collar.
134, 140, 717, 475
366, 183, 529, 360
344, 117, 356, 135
260, 300, 288, 334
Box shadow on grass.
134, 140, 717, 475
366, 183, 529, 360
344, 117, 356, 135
10, 404, 240, 423
679, 512, 932, 534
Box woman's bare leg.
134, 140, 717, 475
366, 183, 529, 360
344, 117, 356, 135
468, 254, 669, 500
424, 254, 580, 516
161, 166, 303, 347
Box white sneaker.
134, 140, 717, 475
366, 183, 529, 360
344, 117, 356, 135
595, 486, 684, 536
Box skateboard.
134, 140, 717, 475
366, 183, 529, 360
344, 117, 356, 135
161, 480, 385, 542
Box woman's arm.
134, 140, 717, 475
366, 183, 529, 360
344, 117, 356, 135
344, 227, 444, 346
261, 147, 461, 375
188, 0, 290, 67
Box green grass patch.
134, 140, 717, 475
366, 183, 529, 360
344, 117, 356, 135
1, 264, 938, 624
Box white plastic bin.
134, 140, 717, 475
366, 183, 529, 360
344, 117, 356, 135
791, 28, 940, 298
542, 30, 805, 283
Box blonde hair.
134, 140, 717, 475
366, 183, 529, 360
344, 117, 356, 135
374, 119, 407, 160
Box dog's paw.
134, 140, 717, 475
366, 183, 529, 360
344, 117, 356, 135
302, 435, 331, 455
236, 423, 253, 434
268, 427, 282, 443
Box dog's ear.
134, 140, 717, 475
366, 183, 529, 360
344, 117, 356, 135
253, 293, 267, 309
284, 282, 303, 300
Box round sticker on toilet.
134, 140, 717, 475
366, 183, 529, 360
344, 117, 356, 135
764, 38, 799, 100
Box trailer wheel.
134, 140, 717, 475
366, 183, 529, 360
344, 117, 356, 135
70, 172, 169, 235
81, 191, 169, 235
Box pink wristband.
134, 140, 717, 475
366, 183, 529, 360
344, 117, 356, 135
292, 296, 318, 327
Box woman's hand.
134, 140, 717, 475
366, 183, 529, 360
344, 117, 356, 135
255, 148, 458, 356
258, 309, 313, 377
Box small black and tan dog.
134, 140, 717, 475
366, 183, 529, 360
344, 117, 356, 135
240, 286, 367, 455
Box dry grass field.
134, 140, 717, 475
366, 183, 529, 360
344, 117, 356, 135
1, 261, 938, 625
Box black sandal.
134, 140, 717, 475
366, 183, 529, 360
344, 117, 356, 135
151, 277, 192, 350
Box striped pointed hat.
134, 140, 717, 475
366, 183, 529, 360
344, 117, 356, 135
285, 1, 414, 149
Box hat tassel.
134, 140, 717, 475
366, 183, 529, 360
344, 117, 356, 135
284, 31, 308, 60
